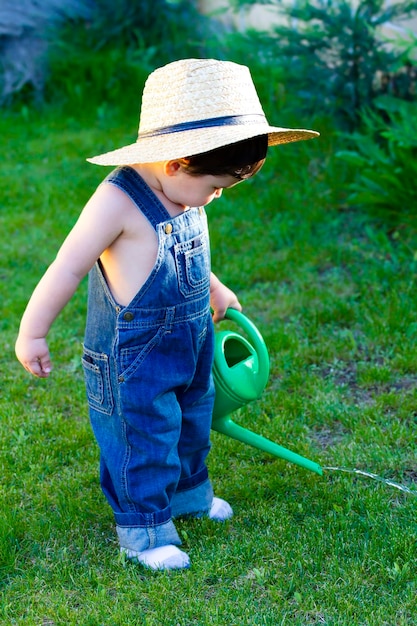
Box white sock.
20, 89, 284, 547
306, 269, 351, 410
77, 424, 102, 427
209, 497, 233, 521
121, 544, 190, 570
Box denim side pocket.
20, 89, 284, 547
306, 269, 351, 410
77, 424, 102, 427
81, 346, 114, 416
174, 235, 210, 298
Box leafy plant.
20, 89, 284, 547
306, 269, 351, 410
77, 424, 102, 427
79, 0, 213, 58
336, 94, 417, 229
235, 0, 417, 130
1, 0, 216, 105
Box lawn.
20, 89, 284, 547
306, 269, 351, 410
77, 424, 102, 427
1, 98, 417, 626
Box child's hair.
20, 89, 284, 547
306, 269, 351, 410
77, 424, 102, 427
179, 134, 268, 180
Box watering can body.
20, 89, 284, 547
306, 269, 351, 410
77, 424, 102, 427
212, 308, 270, 421
211, 309, 322, 476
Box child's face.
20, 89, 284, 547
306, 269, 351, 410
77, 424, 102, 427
183, 173, 242, 207
166, 170, 242, 209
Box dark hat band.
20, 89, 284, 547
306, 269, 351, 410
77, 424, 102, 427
138, 114, 267, 139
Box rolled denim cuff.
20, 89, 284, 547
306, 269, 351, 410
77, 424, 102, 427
114, 505, 172, 528
171, 477, 214, 518
116, 519, 181, 552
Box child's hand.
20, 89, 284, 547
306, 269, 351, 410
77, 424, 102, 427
210, 273, 242, 323
15, 335, 52, 378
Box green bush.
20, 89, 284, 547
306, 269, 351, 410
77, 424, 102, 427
336, 95, 417, 230
237, 0, 417, 130
3, 0, 217, 106
78, 0, 213, 58
45, 43, 151, 111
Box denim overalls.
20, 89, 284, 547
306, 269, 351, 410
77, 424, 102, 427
82, 166, 215, 553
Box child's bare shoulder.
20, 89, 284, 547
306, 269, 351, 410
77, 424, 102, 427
79, 178, 142, 227
89, 179, 135, 209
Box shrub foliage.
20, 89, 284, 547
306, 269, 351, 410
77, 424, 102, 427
337, 95, 417, 229
238, 0, 417, 130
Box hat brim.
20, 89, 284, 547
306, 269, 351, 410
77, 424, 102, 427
87, 125, 319, 166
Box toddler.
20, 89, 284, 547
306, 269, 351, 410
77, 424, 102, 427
15, 58, 318, 570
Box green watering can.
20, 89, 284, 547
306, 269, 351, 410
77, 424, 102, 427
212, 308, 322, 476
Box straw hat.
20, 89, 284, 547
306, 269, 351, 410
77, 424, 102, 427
87, 58, 319, 166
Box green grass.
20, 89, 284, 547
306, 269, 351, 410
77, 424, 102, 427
1, 99, 417, 626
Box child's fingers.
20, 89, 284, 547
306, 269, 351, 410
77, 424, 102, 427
16, 337, 52, 378
39, 355, 52, 376
27, 356, 52, 378
211, 308, 224, 323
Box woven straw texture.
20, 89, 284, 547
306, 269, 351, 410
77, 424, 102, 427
88, 59, 319, 166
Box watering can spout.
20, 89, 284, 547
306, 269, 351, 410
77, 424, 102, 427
211, 308, 322, 476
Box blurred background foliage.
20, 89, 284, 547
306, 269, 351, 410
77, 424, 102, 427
1, 0, 417, 232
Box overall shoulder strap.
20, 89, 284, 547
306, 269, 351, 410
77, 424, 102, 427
104, 166, 171, 228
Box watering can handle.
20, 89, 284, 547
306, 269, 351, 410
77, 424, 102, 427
223, 308, 270, 380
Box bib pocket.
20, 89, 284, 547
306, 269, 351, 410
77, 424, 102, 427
174, 235, 210, 298
81, 346, 114, 415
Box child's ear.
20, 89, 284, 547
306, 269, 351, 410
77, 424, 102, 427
164, 160, 182, 176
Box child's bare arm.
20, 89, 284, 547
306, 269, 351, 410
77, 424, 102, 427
210, 272, 242, 323
15, 184, 125, 377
